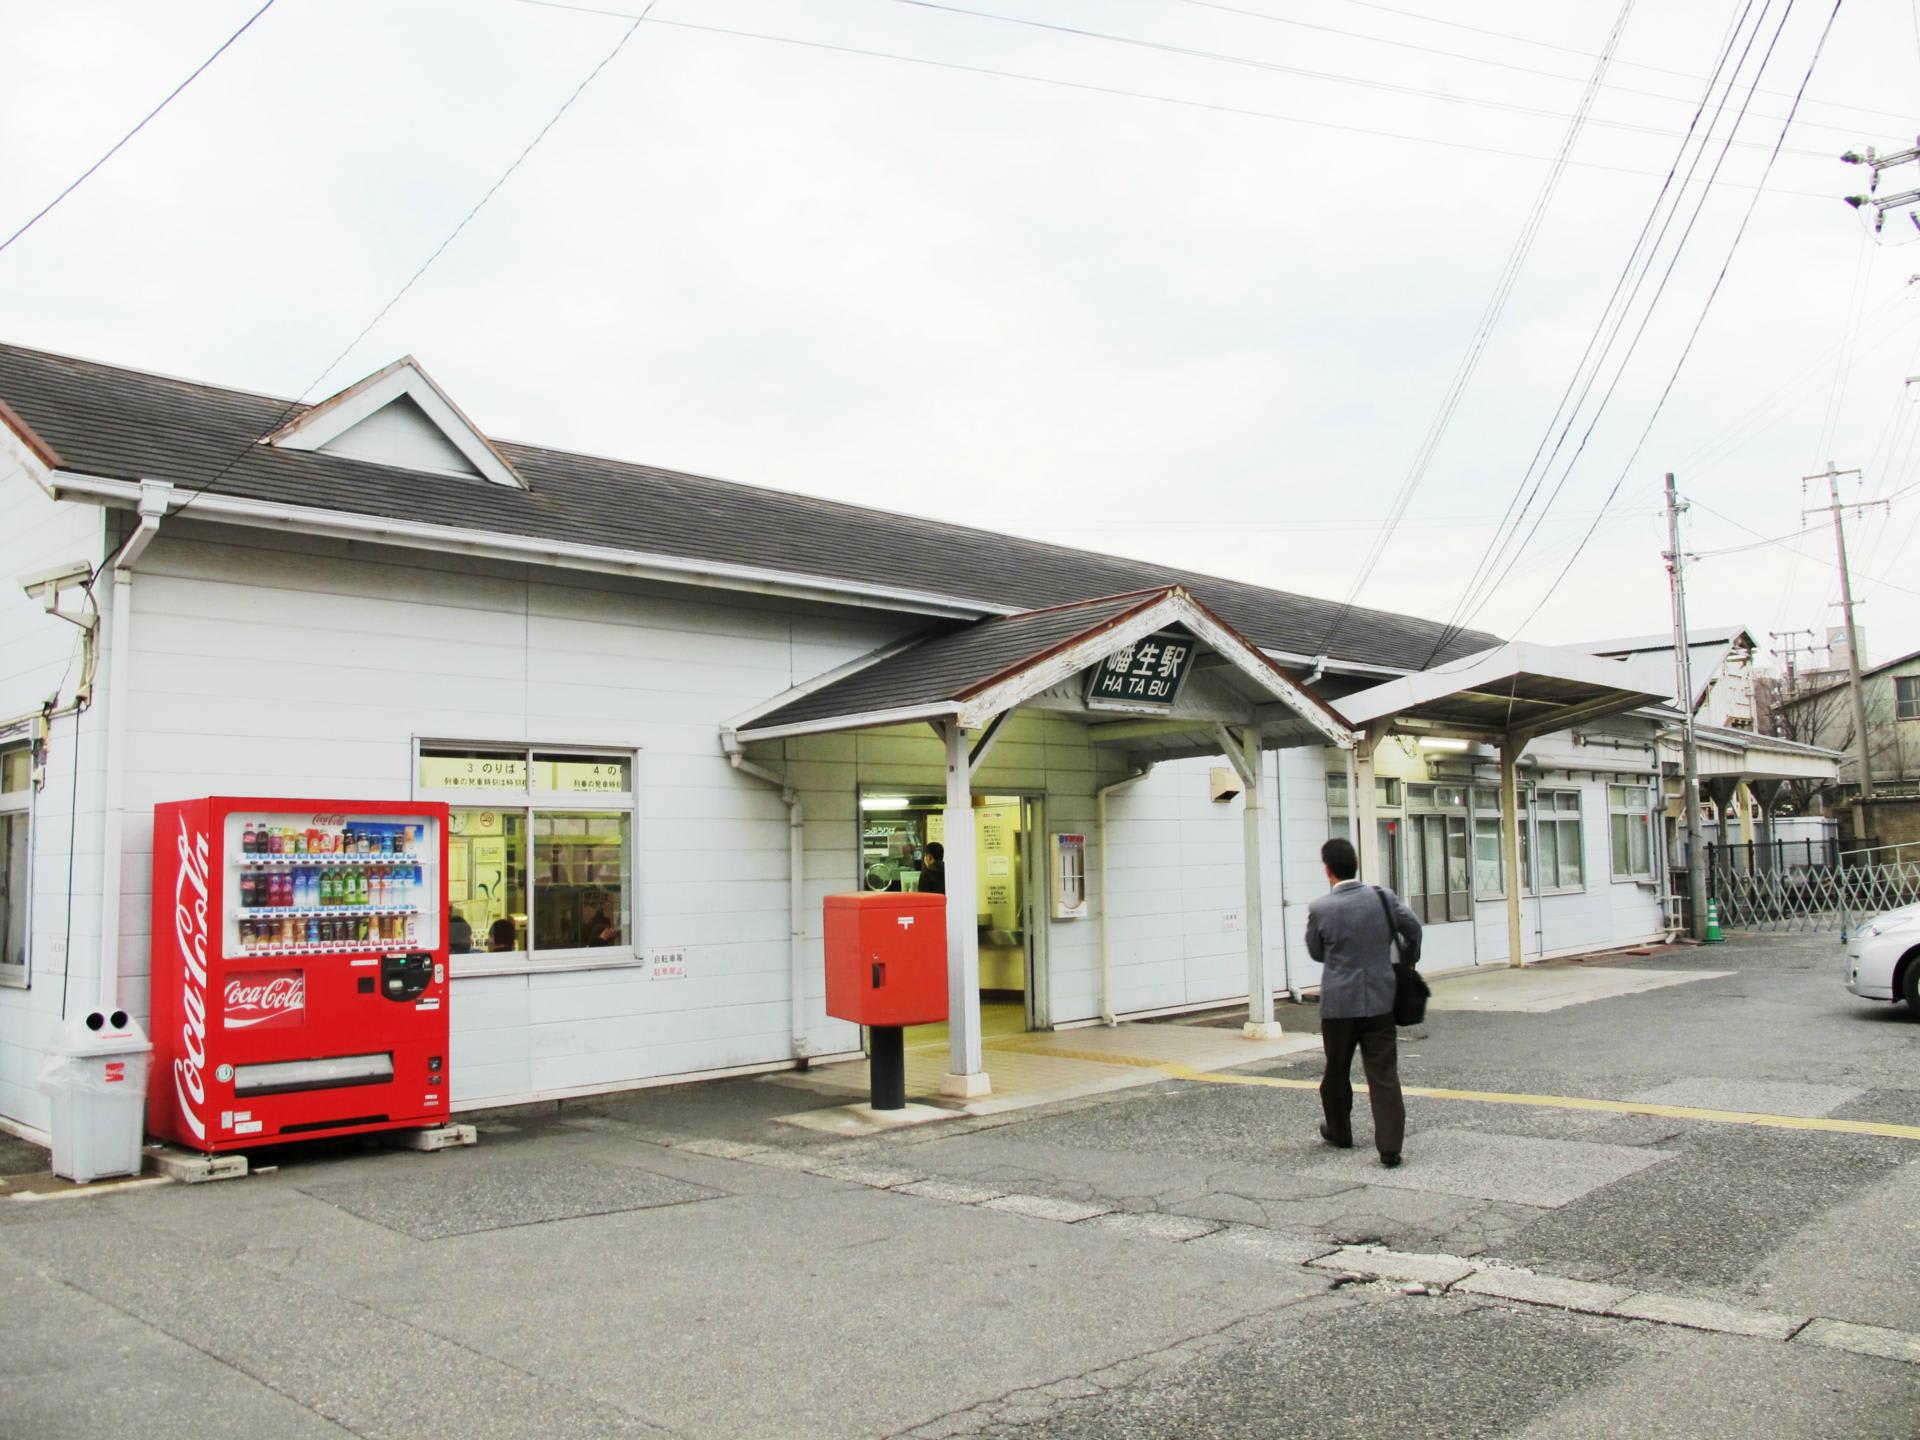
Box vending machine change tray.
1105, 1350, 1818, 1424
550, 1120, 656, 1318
233, 1052, 395, 1098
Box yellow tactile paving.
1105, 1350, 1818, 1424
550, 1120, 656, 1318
1146, 1060, 1920, 1142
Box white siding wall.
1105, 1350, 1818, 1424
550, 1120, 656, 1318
766, 710, 1126, 1037
1102, 754, 1288, 1017
0, 495, 1672, 1129
101, 519, 917, 1113
0, 465, 107, 1133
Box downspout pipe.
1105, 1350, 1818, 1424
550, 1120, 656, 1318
1096, 762, 1156, 1027
98, 480, 171, 1013
721, 735, 809, 1061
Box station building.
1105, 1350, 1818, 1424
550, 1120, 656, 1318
0, 343, 1833, 1135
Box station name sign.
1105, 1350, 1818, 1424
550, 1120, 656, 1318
1086, 633, 1198, 711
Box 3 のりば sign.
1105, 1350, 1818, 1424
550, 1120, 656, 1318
1085, 632, 1198, 711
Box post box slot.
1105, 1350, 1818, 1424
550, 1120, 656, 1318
872, 961, 884, 989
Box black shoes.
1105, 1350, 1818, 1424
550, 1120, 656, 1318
1319, 1123, 1353, 1149
1380, 1152, 1402, 1168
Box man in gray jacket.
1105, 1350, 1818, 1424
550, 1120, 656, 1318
1305, 836, 1421, 1166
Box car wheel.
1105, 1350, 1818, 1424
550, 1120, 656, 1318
1905, 956, 1920, 1017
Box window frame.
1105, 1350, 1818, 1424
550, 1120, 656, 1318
1533, 788, 1585, 895
0, 734, 31, 989
1897, 675, 1920, 721
1608, 782, 1656, 883
1405, 787, 1469, 924
412, 738, 642, 977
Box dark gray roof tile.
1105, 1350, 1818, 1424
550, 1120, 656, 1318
0, 342, 1500, 670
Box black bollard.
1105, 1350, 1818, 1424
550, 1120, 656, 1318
869, 1024, 906, 1110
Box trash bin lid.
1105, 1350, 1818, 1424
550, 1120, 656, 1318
50, 1008, 152, 1057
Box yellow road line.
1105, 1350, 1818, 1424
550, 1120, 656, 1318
1017, 1047, 1920, 1142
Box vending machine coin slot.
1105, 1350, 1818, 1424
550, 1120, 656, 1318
380, 951, 433, 1003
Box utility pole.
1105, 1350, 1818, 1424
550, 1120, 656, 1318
1664, 473, 1709, 941
1768, 628, 1818, 697
1804, 463, 1886, 845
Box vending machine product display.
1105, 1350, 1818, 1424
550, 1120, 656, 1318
147, 797, 451, 1152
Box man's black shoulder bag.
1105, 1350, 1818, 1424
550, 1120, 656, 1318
1373, 886, 1430, 1027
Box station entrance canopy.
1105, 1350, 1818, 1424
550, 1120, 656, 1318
726, 586, 1356, 1100
1331, 640, 1676, 973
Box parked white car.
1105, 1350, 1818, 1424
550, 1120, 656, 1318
1845, 906, 1920, 1014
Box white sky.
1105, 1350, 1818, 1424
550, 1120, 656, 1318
4, 0, 1918, 670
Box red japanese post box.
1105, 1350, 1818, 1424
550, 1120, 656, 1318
824, 892, 948, 1027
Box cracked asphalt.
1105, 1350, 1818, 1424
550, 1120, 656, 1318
4, 932, 1917, 1438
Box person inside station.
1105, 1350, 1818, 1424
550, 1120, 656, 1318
919, 841, 946, 895
487, 917, 517, 952
449, 909, 473, 954
584, 905, 618, 946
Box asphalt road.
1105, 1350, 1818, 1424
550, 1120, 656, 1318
4, 932, 1916, 1438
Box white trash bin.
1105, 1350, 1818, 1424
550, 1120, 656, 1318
38, 1009, 152, 1183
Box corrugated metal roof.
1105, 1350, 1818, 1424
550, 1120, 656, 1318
0, 342, 1502, 670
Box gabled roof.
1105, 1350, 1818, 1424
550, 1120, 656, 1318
1576, 626, 1753, 654
1782, 645, 1920, 704
1334, 641, 1676, 738
0, 342, 1502, 672
730, 586, 1353, 745
265, 356, 524, 489
1570, 627, 1752, 711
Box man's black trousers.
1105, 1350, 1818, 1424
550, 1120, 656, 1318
1319, 1011, 1405, 1156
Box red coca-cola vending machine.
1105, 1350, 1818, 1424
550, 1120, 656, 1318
148, 797, 451, 1152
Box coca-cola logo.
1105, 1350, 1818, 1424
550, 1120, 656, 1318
172, 816, 211, 1141
223, 971, 305, 1030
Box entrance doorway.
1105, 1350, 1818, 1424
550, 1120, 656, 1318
857, 790, 1040, 1042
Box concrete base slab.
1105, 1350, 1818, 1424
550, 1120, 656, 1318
1611, 1292, 1807, 1340
1628, 1079, 1866, 1118
982, 1193, 1116, 1224
1306, 1128, 1675, 1208
392, 1123, 477, 1152
1796, 1317, 1920, 1365
150, 1147, 248, 1184
1242, 1021, 1285, 1040
1427, 965, 1732, 1013
941, 1071, 993, 1099
1309, 1246, 1476, 1288
1457, 1267, 1634, 1314
775, 1102, 954, 1137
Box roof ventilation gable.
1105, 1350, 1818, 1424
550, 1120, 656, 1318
318, 394, 480, 476
264, 356, 524, 489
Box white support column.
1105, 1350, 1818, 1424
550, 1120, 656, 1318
940, 718, 989, 1098
1355, 728, 1383, 882
1500, 737, 1525, 970
1237, 728, 1281, 1039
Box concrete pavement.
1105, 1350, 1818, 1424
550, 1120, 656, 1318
3, 932, 1916, 1437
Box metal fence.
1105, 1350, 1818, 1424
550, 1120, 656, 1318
1699, 839, 1920, 934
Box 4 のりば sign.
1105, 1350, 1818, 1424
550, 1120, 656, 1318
1086, 632, 1198, 711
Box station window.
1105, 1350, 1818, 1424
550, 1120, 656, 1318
1406, 787, 1469, 924
1608, 784, 1654, 881
0, 744, 27, 987
1537, 790, 1585, 891
1470, 788, 1527, 897
416, 744, 637, 972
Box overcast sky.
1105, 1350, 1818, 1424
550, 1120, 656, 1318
4, 0, 1918, 669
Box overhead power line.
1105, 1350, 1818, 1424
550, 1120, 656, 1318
1327, 0, 1907, 127
0, 0, 278, 258
1421, 0, 1767, 662
1308, 0, 1638, 661
1497, 0, 1849, 640
93, 0, 654, 564
886, 0, 1831, 161
506, 1, 1840, 203
1176, 0, 1865, 141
